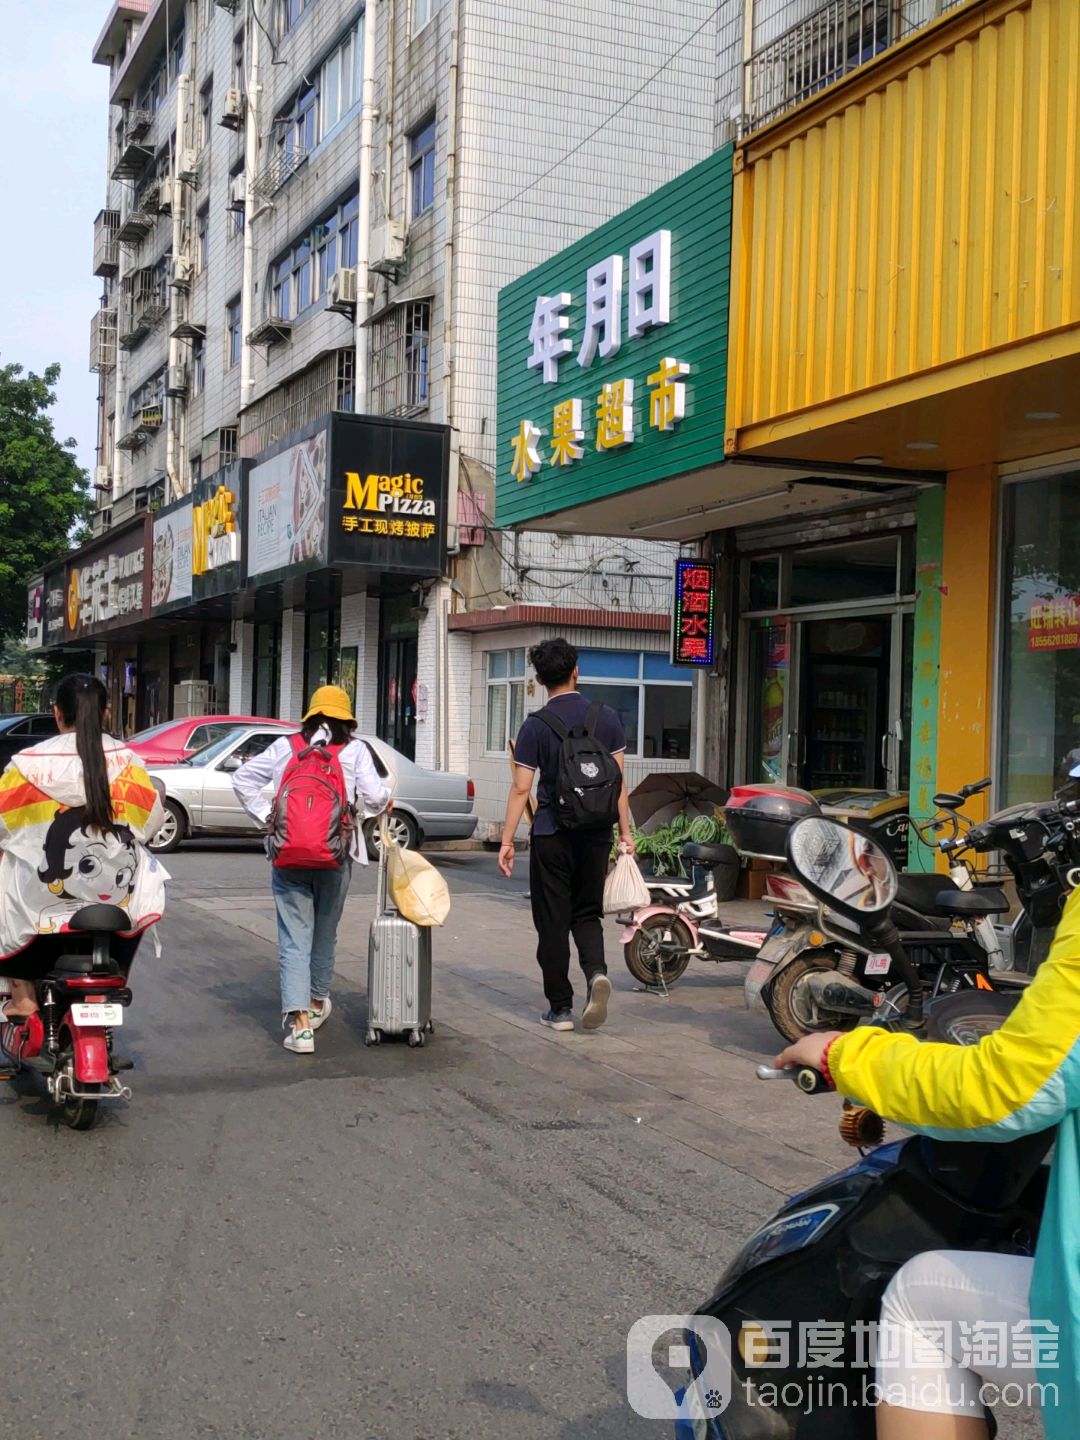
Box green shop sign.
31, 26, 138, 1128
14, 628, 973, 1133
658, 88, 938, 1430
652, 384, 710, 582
496, 145, 733, 529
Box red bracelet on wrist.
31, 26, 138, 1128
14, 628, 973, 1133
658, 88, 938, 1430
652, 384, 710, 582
820, 1038, 839, 1091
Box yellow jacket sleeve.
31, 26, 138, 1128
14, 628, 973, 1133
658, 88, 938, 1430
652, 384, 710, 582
828, 888, 1080, 1138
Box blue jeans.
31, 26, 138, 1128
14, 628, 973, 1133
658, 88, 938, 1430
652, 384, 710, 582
271, 863, 352, 1016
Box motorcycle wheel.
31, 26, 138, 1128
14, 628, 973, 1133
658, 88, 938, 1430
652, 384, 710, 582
623, 914, 694, 988
766, 952, 861, 1042
57, 1050, 101, 1131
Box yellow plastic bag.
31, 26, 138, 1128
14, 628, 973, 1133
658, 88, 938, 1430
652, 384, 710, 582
382, 818, 451, 927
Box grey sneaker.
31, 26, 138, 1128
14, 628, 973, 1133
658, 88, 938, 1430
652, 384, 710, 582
541, 1008, 574, 1032
582, 974, 612, 1030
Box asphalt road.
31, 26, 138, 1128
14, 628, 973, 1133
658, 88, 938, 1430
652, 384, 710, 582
0, 846, 765, 1440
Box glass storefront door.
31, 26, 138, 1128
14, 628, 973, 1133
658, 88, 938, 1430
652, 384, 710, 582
740, 533, 916, 794
1000, 470, 1080, 804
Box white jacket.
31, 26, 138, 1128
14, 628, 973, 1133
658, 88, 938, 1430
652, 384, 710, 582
231, 730, 392, 864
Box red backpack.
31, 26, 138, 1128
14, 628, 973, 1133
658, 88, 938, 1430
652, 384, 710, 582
268, 735, 353, 870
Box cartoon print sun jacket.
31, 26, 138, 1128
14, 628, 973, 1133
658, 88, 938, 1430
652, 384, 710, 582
0, 732, 168, 956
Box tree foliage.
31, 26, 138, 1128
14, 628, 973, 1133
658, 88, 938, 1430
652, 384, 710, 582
0, 362, 89, 643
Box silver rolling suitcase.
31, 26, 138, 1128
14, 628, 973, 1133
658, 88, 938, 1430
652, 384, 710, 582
365, 839, 433, 1048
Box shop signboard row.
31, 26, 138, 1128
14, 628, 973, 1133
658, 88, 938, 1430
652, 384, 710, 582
27, 415, 452, 649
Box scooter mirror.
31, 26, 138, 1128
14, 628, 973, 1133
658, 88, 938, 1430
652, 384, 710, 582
785, 817, 898, 921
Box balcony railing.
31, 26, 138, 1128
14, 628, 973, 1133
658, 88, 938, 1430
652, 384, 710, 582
251, 146, 308, 201
90, 309, 118, 373
93, 209, 120, 277
742, 0, 976, 133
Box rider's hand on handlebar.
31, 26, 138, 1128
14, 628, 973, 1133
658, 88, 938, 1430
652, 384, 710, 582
775, 1032, 843, 1075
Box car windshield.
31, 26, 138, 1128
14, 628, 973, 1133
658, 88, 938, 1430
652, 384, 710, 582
128, 720, 180, 744
185, 731, 248, 767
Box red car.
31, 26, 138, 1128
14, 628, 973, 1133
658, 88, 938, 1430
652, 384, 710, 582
126, 715, 294, 766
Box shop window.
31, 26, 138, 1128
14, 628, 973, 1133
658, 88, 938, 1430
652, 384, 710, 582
577, 649, 693, 760
789, 537, 900, 608
304, 608, 339, 701
1000, 473, 1080, 805
745, 556, 780, 612
485, 649, 525, 752
253, 620, 281, 717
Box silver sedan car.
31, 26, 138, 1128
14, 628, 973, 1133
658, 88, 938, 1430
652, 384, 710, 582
145, 724, 477, 856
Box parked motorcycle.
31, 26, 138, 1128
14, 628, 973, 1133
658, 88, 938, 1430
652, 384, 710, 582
732, 783, 1007, 1041
0, 903, 139, 1130
672, 817, 1048, 1439
618, 841, 772, 989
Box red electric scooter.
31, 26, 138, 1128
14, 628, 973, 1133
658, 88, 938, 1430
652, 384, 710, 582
1, 903, 140, 1130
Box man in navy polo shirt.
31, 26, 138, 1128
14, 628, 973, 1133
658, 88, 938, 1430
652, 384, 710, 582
498, 638, 635, 1032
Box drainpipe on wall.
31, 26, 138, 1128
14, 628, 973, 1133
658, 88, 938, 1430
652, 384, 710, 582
382, 0, 396, 224
240, 0, 262, 409
166, 70, 189, 500
442, 0, 460, 429
740, 0, 755, 137
354, 0, 378, 411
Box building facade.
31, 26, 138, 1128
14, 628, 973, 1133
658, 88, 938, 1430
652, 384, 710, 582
496, 0, 1080, 863
54, 0, 722, 830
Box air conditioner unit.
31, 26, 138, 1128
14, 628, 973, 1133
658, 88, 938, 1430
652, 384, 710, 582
177, 148, 199, 183
166, 363, 189, 397
93, 465, 112, 493
326, 267, 358, 314
171, 254, 194, 287
155, 177, 172, 213
173, 679, 213, 717
226, 174, 247, 212
370, 221, 407, 276
220, 89, 244, 130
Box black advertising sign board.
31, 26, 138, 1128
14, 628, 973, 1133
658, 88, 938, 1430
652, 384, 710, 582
671, 558, 717, 666
328, 413, 450, 576
64, 520, 150, 641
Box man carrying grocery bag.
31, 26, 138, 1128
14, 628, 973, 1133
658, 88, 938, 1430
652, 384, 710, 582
498, 638, 635, 1033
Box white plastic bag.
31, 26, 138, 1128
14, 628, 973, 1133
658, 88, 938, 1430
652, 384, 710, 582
603, 850, 651, 913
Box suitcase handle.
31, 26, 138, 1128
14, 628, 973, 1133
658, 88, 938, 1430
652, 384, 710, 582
376, 813, 394, 915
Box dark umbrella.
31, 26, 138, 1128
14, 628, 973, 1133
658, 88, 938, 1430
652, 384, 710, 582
629, 772, 729, 834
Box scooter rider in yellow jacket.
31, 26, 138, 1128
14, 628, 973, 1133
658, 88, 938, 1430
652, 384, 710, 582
778, 887, 1080, 1440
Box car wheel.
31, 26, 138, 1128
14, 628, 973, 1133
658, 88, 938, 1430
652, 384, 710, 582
148, 800, 187, 855
363, 811, 418, 860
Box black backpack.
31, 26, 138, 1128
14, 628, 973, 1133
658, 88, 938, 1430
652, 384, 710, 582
538, 703, 623, 832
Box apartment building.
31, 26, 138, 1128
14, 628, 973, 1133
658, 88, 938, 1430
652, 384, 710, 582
47, 0, 718, 823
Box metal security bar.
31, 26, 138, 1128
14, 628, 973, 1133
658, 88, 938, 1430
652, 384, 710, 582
370, 301, 431, 418
743, 0, 977, 132
239, 349, 355, 457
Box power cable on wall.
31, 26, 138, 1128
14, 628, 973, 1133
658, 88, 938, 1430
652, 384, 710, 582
457, 2, 723, 237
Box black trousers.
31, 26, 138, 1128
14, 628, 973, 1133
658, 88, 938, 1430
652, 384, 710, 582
529, 830, 610, 1012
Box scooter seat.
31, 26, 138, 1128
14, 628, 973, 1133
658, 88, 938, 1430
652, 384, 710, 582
934, 887, 1011, 917
681, 842, 739, 867
67, 904, 131, 934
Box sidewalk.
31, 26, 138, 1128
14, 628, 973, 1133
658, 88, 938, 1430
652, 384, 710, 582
187, 885, 848, 1195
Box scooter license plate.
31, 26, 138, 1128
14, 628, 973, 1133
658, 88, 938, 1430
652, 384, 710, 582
70, 1003, 124, 1027
864, 953, 892, 976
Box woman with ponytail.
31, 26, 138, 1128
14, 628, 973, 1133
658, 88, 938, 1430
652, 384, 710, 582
0, 674, 168, 1018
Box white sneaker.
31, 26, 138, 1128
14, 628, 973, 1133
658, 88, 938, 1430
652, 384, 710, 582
582, 974, 612, 1030
310, 997, 332, 1031
283, 1022, 315, 1054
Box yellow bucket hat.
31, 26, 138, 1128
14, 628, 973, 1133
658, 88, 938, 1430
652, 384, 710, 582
302, 684, 356, 724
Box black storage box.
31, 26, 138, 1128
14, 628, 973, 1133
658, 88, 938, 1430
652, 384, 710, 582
723, 785, 822, 861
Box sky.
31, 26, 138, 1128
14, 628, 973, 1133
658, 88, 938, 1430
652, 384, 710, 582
0, 3, 110, 475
